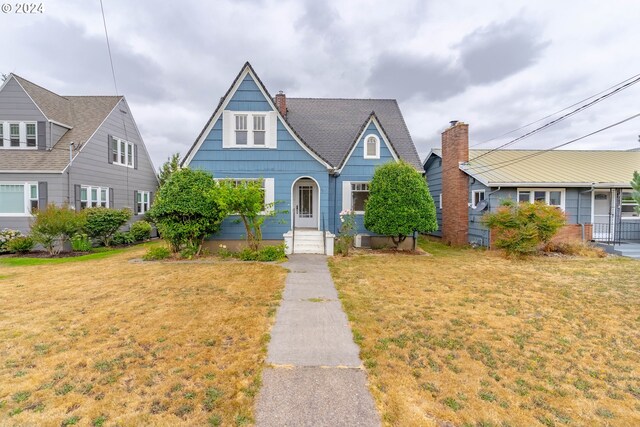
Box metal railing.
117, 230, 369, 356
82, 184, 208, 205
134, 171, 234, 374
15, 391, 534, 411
292, 205, 297, 254
322, 212, 326, 255
592, 222, 640, 244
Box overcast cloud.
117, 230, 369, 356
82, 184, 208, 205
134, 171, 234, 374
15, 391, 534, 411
1, 0, 639, 169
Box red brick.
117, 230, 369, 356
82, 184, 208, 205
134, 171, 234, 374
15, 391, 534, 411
441, 122, 469, 246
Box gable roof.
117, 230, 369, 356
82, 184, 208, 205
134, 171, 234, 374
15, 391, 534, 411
0, 74, 121, 172
286, 98, 421, 170
428, 148, 640, 187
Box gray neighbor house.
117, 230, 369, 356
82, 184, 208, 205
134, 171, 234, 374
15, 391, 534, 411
0, 74, 158, 233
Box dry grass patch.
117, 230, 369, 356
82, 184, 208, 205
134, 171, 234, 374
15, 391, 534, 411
330, 239, 640, 426
0, 244, 285, 426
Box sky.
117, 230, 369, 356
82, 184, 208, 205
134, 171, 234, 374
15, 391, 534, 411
1, 0, 639, 170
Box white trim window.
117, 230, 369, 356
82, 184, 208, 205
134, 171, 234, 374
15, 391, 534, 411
137, 191, 150, 215
216, 177, 275, 214
111, 137, 135, 168
471, 189, 485, 208
0, 122, 38, 149
340, 181, 371, 214
222, 111, 277, 148
0, 182, 38, 216
621, 191, 639, 219
80, 186, 109, 209
363, 134, 380, 159
517, 188, 565, 210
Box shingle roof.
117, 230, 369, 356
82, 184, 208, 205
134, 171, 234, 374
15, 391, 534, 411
0, 75, 121, 172
430, 149, 640, 187
286, 98, 422, 170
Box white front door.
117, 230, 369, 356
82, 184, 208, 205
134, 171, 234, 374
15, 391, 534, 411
593, 190, 613, 240
293, 179, 318, 229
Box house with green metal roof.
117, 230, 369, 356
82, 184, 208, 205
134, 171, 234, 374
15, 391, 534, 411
423, 121, 640, 248
182, 62, 422, 255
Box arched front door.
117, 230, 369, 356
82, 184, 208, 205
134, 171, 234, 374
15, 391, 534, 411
292, 178, 319, 229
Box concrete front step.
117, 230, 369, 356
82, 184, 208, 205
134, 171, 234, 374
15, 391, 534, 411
284, 230, 335, 255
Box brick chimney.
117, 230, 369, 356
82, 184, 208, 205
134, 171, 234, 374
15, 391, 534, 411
441, 121, 469, 246
275, 91, 287, 117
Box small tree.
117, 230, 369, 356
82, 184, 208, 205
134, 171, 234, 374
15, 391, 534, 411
158, 153, 181, 187
631, 171, 640, 215
83, 207, 132, 247
364, 161, 438, 248
149, 168, 227, 254
482, 200, 567, 256
31, 203, 85, 255
219, 179, 275, 252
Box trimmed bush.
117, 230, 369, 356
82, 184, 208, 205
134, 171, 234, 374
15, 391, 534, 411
31, 204, 85, 255
0, 229, 22, 253
130, 220, 152, 241
112, 231, 134, 246
143, 246, 171, 261
70, 234, 92, 252
237, 247, 258, 261
6, 236, 35, 254
84, 207, 131, 247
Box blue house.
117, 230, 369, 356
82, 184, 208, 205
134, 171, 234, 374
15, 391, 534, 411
182, 62, 422, 254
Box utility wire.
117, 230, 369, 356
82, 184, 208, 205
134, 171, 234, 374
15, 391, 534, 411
468, 75, 640, 163
100, 0, 119, 95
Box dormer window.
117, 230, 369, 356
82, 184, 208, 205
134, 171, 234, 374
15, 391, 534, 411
26, 123, 36, 147
364, 134, 380, 159
253, 115, 266, 145
0, 122, 38, 149
223, 111, 276, 148
235, 115, 248, 145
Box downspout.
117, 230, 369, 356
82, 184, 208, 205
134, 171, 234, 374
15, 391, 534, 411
485, 186, 501, 247
579, 184, 595, 242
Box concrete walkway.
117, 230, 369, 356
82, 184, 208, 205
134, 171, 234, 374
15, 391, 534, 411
256, 255, 380, 427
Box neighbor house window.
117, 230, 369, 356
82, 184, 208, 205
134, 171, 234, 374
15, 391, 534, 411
0, 183, 37, 215
26, 123, 36, 147
0, 123, 4, 147
471, 190, 485, 208
80, 186, 109, 209
112, 137, 135, 168
10, 124, 19, 147
517, 188, 564, 210
621, 191, 639, 219
235, 115, 248, 145
351, 182, 370, 213
0, 122, 38, 149
137, 191, 150, 214
253, 115, 266, 145
364, 134, 380, 159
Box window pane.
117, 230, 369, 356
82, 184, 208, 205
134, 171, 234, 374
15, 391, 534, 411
92, 188, 98, 201
10, 123, 19, 147
534, 191, 546, 202
518, 192, 530, 203
366, 137, 377, 156
143, 192, 148, 202
81, 188, 87, 201
30, 184, 38, 199
549, 191, 562, 206
137, 192, 142, 202
254, 131, 265, 145
235, 115, 247, 130
621, 192, 635, 203
127, 144, 133, 166
0, 124, 3, 147
101, 188, 107, 201
235, 131, 248, 145
621, 205, 639, 217
253, 115, 265, 131
26, 124, 36, 147
120, 141, 126, 163
352, 191, 369, 212
0, 184, 25, 213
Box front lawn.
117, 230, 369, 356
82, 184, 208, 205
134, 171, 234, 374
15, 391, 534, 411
0, 244, 286, 426
330, 239, 640, 426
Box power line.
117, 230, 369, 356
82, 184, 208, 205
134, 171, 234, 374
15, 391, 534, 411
468, 75, 640, 163
99, 0, 119, 94
463, 112, 640, 175
470, 72, 640, 148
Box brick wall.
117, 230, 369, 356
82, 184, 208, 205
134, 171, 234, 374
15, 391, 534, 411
275, 92, 287, 117
441, 122, 469, 246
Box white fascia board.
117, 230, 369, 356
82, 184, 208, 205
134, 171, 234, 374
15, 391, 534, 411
337, 116, 399, 174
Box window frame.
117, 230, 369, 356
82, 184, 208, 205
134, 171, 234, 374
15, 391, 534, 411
471, 189, 485, 208
253, 114, 266, 146
350, 181, 370, 214
225, 111, 274, 148
0, 122, 38, 150
363, 134, 380, 159
621, 190, 639, 220
0, 182, 38, 216
136, 190, 151, 215
516, 188, 565, 211
111, 137, 135, 168
80, 185, 109, 209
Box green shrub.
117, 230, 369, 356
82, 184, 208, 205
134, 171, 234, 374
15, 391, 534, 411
31, 204, 85, 255
364, 161, 438, 248
6, 236, 35, 254
112, 231, 134, 246
217, 244, 232, 259
143, 246, 171, 261
336, 210, 356, 256
70, 233, 92, 252
130, 220, 152, 241
149, 169, 227, 254
180, 244, 199, 260
257, 244, 286, 261
83, 207, 131, 247
0, 229, 22, 253
482, 201, 567, 256
237, 247, 258, 261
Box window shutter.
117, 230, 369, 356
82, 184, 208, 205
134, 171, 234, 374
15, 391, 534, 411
109, 188, 114, 208
74, 184, 81, 211
38, 181, 48, 211
264, 178, 275, 213
37, 121, 46, 150
133, 190, 138, 215
266, 111, 278, 149
222, 111, 233, 148
134, 144, 138, 169
107, 135, 114, 164
342, 181, 351, 211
